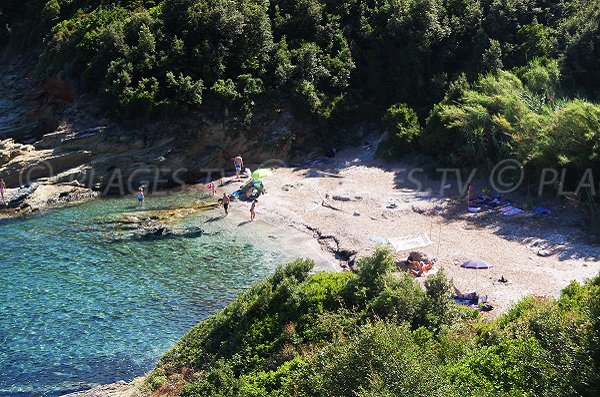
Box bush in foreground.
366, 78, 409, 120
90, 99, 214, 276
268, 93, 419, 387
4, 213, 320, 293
147, 248, 600, 396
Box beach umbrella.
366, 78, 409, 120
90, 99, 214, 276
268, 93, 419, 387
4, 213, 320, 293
461, 259, 493, 269
461, 259, 493, 295
251, 168, 272, 179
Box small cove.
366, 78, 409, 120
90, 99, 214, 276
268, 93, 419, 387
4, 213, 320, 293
0, 191, 297, 396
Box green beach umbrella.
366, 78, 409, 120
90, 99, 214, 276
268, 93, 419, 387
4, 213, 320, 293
251, 169, 272, 179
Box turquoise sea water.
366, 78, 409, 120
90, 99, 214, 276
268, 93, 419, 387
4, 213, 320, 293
0, 192, 290, 396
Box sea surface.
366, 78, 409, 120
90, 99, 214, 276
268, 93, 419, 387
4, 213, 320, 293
0, 192, 292, 396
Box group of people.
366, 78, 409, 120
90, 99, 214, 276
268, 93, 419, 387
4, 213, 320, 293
206, 154, 257, 221
131, 154, 257, 220
220, 155, 258, 220
406, 252, 434, 277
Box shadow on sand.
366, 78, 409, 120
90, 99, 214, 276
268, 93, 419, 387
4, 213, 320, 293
392, 168, 600, 261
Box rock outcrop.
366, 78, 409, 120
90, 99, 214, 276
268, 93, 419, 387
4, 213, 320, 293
1, 57, 304, 215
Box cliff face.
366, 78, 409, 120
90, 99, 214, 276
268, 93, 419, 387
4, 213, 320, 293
0, 58, 302, 207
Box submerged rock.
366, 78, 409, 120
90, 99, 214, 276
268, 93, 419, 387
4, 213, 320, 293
134, 225, 204, 241
136, 225, 173, 239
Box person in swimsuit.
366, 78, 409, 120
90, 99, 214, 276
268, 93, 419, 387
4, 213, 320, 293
222, 193, 230, 216
137, 187, 145, 208
250, 199, 257, 221
207, 181, 217, 196
0, 178, 6, 205
407, 259, 433, 277
233, 155, 243, 180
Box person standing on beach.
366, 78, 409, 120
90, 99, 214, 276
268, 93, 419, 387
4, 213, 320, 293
222, 193, 230, 216
0, 178, 6, 205
137, 187, 145, 208
233, 155, 243, 180
250, 199, 257, 221
207, 181, 217, 196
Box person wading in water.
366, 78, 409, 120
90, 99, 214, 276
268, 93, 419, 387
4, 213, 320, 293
250, 199, 257, 221
222, 193, 230, 216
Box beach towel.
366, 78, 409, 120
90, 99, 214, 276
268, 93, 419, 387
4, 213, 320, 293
501, 207, 524, 216
388, 233, 432, 252
532, 207, 552, 215
370, 236, 388, 244
471, 195, 510, 209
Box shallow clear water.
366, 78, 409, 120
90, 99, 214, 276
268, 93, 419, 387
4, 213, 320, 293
0, 192, 290, 396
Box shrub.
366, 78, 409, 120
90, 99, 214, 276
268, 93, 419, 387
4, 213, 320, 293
344, 247, 396, 304
180, 360, 240, 397
153, 249, 600, 397
165, 71, 204, 110
293, 322, 455, 397
379, 103, 422, 160
414, 268, 461, 333
367, 273, 427, 327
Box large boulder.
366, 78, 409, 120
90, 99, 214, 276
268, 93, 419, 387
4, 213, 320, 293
6, 184, 38, 209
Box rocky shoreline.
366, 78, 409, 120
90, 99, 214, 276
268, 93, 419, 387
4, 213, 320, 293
4, 55, 600, 397
0, 181, 98, 217
60, 377, 146, 397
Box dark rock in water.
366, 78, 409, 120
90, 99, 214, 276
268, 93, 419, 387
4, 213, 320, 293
135, 225, 204, 240
136, 225, 173, 240
6, 184, 38, 209
179, 226, 204, 239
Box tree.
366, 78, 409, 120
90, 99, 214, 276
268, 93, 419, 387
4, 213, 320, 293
379, 103, 422, 159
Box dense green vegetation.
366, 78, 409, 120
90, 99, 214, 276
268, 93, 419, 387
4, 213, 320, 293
423, 61, 600, 175
2, 1, 600, 123
3, 4, 600, 394
3, 1, 600, 195
145, 247, 600, 396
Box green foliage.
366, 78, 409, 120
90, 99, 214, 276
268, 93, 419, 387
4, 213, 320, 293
165, 71, 204, 110
238, 356, 304, 397
423, 70, 525, 167
421, 59, 600, 193
293, 322, 454, 397
517, 57, 561, 95
180, 360, 240, 397
378, 103, 422, 160
482, 39, 504, 74
6, 0, 599, 135
344, 246, 395, 303
423, 268, 457, 331
449, 337, 561, 396
516, 18, 555, 61
148, 249, 600, 397
367, 273, 426, 326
